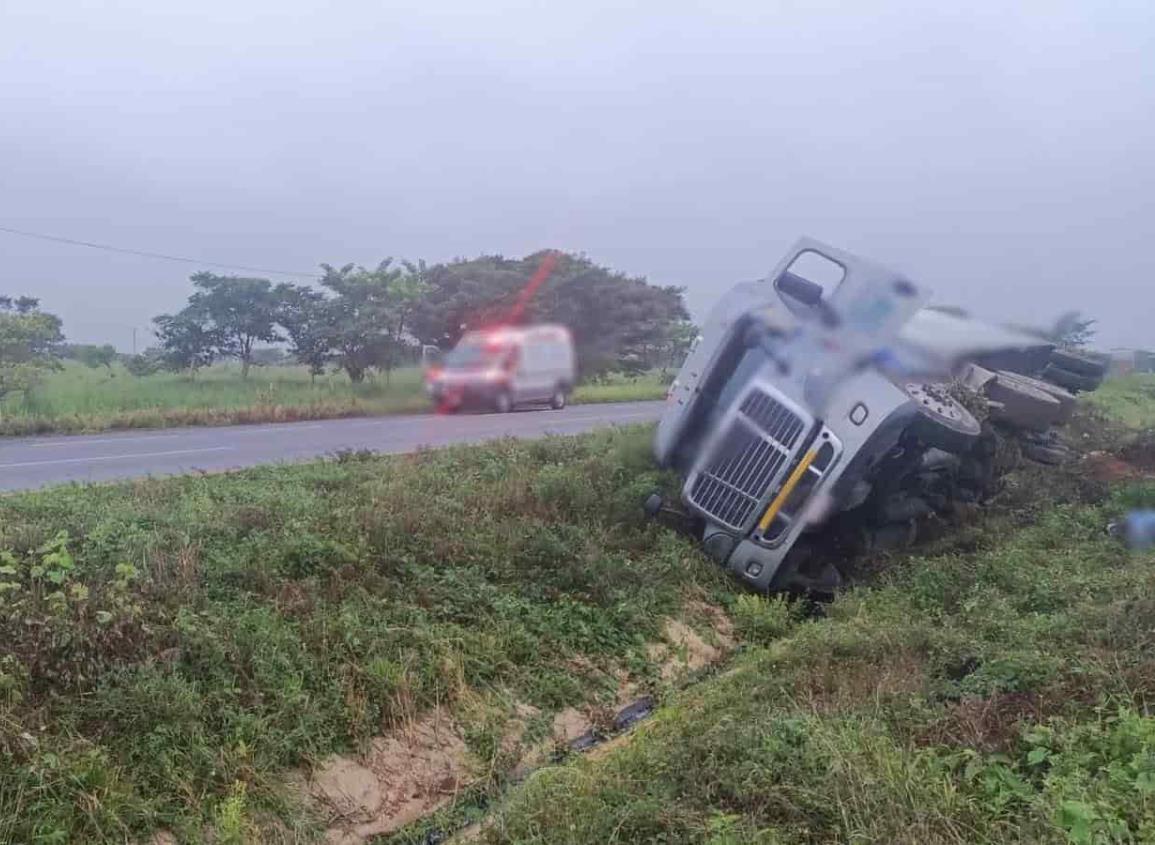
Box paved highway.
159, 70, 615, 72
0, 401, 664, 492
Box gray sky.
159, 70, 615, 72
2, 0, 1152, 350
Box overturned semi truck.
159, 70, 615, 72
649, 238, 1108, 594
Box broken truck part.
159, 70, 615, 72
651, 238, 1107, 594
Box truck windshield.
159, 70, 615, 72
444, 343, 509, 369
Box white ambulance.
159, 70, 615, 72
425, 324, 576, 412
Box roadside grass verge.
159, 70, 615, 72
0, 427, 727, 843
573, 372, 667, 405
1087, 375, 1155, 429
3, 405, 1151, 843
0, 364, 667, 436
481, 473, 1155, 844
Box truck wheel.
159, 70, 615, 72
1042, 364, 1103, 394
985, 372, 1064, 430
994, 371, 1077, 423
549, 385, 567, 410
902, 382, 982, 453
766, 543, 841, 595
493, 390, 513, 413
1023, 442, 1069, 465
1049, 348, 1108, 378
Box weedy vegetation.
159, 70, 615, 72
0, 428, 722, 843
468, 406, 1155, 845
484, 478, 1155, 845
1087, 374, 1155, 429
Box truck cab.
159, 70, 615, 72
654, 239, 1049, 593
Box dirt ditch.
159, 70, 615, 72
298, 601, 737, 845
305, 710, 474, 845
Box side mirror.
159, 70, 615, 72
775, 271, 824, 306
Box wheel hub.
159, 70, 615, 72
905, 383, 964, 422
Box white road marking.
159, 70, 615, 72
332, 415, 588, 431
28, 434, 183, 448
0, 446, 235, 469
228, 423, 328, 436
420, 411, 658, 435
583, 411, 658, 421
21, 422, 336, 449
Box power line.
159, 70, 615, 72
0, 224, 323, 279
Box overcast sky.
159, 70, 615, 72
2, 0, 1152, 350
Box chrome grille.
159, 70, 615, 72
687, 388, 808, 531
740, 392, 806, 448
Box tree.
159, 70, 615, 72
410, 251, 690, 376
1051, 311, 1097, 349
0, 296, 64, 402
124, 348, 164, 377
657, 319, 699, 373
185, 273, 283, 378
313, 264, 382, 383
153, 311, 219, 375
379, 260, 428, 383
274, 283, 330, 380
0, 296, 45, 315
273, 261, 428, 384
408, 257, 529, 350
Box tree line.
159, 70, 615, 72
146, 250, 694, 382
0, 251, 695, 401
0, 296, 64, 402
1, 250, 1121, 408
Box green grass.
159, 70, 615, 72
0, 363, 668, 436
574, 373, 668, 405
0, 427, 725, 843
1086, 375, 1155, 429
483, 475, 1155, 844
2, 388, 1151, 843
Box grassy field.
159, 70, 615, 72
0, 428, 727, 843
1086, 374, 1155, 429
2, 387, 1154, 843
0, 363, 668, 436
487, 477, 1155, 844
469, 395, 1155, 845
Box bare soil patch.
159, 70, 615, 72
306, 710, 474, 845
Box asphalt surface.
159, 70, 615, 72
0, 401, 665, 492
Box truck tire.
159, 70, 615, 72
1049, 348, 1108, 378
902, 382, 982, 453
995, 371, 1077, 423
767, 543, 841, 595
1023, 442, 1069, 466
549, 385, 567, 410
985, 372, 1064, 430
1042, 364, 1103, 394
